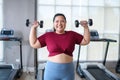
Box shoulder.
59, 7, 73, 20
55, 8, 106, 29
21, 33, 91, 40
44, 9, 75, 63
38, 32, 54, 38
67, 30, 83, 38
66, 30, 80, 35
43, 32, 54, 36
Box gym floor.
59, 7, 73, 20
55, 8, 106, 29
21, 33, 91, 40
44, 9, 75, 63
17, 68, 120, 80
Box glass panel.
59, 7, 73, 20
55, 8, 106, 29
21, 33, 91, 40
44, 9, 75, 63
0, 42, 3, 61
87, 42, 104, 61
38, 47, 49, 61
0, 0, 2, 3
73, 45, 88, 61
104, 8, 119, 34
72, 7, 88, 21
0, 3, 3, 29
89, 0, 104, 6
38, 0, 55, 5
72, 7, 88, 33
0, 0, 3, 61
105, 0, 120, 7
103, 34, 119, 61
89, 7, 104, 35
37, 6, 54, 33
56, 0, 71, 5
56, 6, 71, 30
72, 0, 88, 6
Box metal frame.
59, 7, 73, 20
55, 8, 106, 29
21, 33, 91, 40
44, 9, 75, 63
0, 37, 23, 80
76, 38, 120, 80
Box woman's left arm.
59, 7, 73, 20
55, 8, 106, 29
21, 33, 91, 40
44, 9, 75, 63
80, 20, 90, 45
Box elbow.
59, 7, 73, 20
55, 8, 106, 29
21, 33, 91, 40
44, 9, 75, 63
86, 40, 90, 45
30, 43, 40, 49
29, 41, 34, 48
29, 39, 37, 48
29, 40, 41, 48
81, 38, 90, 45
83, 41, 90, 45
29, 43, 36, 48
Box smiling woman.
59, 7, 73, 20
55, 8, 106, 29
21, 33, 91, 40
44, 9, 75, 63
29, 12, 90, 80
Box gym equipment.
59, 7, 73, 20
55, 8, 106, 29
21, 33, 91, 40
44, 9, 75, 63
26, 19, 43, 28
76, 36, 120, 80
0, 64, 18, 80
90, 30, 99, 39
1, 29, 14, 36
75, 19, 93, 27
0, 31, 23, 80
116, 59, 120, 73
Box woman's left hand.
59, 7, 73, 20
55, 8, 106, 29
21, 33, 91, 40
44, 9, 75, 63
80, 20, 88, 28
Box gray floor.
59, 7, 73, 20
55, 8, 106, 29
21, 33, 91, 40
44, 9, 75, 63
17, 68, 120, 80
17, 72, 85, 80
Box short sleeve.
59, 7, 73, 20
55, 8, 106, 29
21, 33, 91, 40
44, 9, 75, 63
72, 31, 83, 45
37, 33, 46, 47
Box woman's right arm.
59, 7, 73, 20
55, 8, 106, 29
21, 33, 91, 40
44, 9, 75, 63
29, 21, 41, 48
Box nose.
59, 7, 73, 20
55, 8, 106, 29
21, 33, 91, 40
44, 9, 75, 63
57, 21, 62, 26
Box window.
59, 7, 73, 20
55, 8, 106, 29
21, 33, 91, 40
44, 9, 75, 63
37, 0, 119, 61
0, 0, 3, 61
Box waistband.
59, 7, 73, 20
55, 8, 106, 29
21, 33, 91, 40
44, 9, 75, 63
45, 61, 74, 71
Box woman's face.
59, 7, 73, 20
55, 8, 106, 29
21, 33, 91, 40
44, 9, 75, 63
53, 16, 66, 34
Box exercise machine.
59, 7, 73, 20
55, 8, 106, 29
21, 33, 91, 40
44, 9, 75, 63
115, 34, 120, 73
76, 31, 120, 80
116, 59, 120, 73
0, 29, 23, 80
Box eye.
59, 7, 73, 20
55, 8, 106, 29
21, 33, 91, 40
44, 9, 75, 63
55, 20, 59, 23
61, 20, 65, 23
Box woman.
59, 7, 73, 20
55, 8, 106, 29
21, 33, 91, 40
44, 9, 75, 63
29, 13, 90, 80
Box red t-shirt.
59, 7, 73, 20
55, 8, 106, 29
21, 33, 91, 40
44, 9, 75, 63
37, 31, 83, 57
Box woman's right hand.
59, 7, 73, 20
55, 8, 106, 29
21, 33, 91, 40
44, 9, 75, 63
32, 21, 39, 28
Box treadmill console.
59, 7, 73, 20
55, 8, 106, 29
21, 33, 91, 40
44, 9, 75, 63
0, 29, 14, 37
90, 30, 99, 39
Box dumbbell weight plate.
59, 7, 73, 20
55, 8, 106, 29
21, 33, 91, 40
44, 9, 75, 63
88, 19, 93, 26
26, 19, 44, 28
40, 21, 43, 28
75, 20, 79, 27
26, 19, 30, 27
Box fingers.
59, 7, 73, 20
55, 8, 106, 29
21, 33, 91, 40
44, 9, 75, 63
80, 20, 88, 28
32, 21, 39, 28
32, 21, 39, 25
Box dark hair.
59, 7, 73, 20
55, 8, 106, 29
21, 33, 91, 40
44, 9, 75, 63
53, 13, 66, 22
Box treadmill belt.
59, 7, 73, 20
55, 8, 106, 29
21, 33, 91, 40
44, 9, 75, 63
87, 66, 116, 80
0, 69, 13, 80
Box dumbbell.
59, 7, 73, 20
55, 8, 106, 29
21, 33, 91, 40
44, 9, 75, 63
26, 19, 43, 28
75, 19, 93, 27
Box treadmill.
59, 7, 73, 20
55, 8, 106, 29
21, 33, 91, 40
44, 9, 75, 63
0, 64, 18, 80
76, 31, 120, 80
0, 37, 23, 80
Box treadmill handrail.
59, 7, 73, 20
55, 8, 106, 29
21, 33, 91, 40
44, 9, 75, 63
77, 38, 119, 80
0, 37, 23, 78
90, 38, 117, 42
90, 38, 117, 65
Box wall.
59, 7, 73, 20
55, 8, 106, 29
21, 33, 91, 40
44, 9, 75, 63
3, 0, 35, 71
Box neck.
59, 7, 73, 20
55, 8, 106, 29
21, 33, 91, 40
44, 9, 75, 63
55, 31, 65, 34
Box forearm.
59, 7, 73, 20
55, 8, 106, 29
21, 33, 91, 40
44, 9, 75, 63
29, 27, 37, 47
83, 26, 90, 44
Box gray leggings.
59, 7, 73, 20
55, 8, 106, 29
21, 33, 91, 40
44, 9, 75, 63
44, 61, 75, 80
